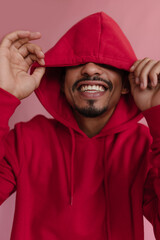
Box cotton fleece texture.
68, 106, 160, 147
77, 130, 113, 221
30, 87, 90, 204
0, 12, 160, 240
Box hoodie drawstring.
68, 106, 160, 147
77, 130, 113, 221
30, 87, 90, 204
103, 136, 111, 239
69, 128, 76, 206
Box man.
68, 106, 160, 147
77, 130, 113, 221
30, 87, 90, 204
0, 11, 160, 240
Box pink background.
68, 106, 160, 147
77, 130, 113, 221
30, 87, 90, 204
0, 0, 160, 239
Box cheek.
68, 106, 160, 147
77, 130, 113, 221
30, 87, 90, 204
63, 79, 75, 106
108, 84, 122, 105
64, 85, 71, 102
64, 70, 76, 92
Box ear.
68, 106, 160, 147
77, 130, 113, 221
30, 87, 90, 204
121, 86, 129, 95
121, 73, 130, 95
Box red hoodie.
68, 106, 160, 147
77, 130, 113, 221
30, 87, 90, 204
0, 11, 160, 240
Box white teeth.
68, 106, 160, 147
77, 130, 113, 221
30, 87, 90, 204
80, 85, 105, 92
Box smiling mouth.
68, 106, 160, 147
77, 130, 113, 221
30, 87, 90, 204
77, 80, 109, 93
79, 84, 106, 92
75, 80, 110, 99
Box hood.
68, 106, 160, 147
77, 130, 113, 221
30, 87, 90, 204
31, 12, 143, 206
32, 11, 142, 137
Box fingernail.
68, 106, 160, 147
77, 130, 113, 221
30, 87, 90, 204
135, 77, 139, 84
35, 32, 41, 35
130, 65, 135, 71
140, 82, 144, 88
40, 59, 45, 65
39, 51, 44, 57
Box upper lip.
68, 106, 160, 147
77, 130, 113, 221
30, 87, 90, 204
77, 80, 109, 90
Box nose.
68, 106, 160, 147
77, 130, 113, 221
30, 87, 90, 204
81, 62, 103, 77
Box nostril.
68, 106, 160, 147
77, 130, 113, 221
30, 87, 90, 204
82, 73, 89, 77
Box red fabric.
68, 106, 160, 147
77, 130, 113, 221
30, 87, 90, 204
0, 12, 160, 239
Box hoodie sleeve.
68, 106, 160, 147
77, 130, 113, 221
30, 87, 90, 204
0, 88, 21, 205
142, 105, 160, 239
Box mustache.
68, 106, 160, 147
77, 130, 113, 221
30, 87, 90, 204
72, 75, 113, 92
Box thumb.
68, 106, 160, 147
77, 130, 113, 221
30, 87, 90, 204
32, 67, 46, 88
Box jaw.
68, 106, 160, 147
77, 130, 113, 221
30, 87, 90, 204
70, 91, 112, 119
73, 100, 116, 138
65, 79, 122, 119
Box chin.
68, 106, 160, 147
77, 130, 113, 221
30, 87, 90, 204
74, 104, 108, 118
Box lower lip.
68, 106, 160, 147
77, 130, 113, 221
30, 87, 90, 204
78, 90, 107, 99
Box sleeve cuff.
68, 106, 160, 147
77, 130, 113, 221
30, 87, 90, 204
143, 105, 160, 138
0, 88, 21, 125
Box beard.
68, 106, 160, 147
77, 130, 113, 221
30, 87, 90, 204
73, 100, 108, 118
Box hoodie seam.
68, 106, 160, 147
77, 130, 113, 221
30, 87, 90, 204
98, 13, 102, 59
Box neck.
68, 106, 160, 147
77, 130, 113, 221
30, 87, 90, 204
74, 108, 115, 138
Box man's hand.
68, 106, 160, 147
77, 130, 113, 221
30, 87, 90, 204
129, 58, 160, 111
0, 30, 45, 100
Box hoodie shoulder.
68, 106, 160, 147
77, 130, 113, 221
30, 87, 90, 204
14, 115, 57, 135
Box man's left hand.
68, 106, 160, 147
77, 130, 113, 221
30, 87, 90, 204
129, 58, 160, 111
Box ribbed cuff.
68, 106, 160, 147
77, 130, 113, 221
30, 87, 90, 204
143, 105, 160, 138
0, 88, 20, 126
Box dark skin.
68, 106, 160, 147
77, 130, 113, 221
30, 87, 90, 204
64, 63, 128, 137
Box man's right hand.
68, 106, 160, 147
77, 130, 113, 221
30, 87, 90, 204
0, 30, 45, 100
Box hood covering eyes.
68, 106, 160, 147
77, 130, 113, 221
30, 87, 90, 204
31, 11, 142, 135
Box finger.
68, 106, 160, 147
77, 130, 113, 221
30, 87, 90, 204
130, 60, 142, 84
25, 54, 45, 66
13, 32, 42, 49
139, 60, 157, 89
19, 43, 44, 58
31, 67, 46, 88
130, 59, 142, 72
13, 38, 30, 49
128, 72, 136, 92
0, 30, 41, 49
148, 61, 160, 87
131, 58, 151, 85
0, 31, 30, 48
